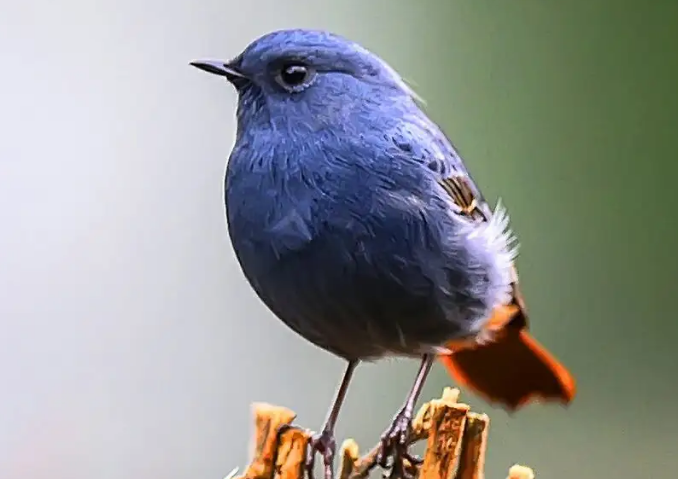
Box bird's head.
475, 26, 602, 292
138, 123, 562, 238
190, 29, 420, 132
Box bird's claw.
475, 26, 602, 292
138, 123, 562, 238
376, 409, 421, 479
278, 424, 336, 479
307, 429, 336, 479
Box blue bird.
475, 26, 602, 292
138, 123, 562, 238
191, 29, 575, 479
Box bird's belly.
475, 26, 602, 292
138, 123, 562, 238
232, 229, 466, 361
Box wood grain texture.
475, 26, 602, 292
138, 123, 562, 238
230, 388, 535, 479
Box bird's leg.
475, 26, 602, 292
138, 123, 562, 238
307, 360, 358, 479
279, 361, 357, 479
376, 355, 434, 479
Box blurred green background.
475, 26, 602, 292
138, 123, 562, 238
1, 1, 676, 478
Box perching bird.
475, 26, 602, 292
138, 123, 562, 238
191, 29, 576, 479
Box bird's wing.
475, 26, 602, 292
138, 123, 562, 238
392, 117, 526, 333
388, 115, 575, 408
438, 173, 527, 333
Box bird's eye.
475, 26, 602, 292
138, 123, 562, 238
275, 62, 315, 91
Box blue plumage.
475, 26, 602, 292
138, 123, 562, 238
191, 29, 525, 479
217, 30, 516, 361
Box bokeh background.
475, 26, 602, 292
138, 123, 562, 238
1, 1, 676, 478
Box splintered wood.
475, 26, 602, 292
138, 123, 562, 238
231, 388, 535, 479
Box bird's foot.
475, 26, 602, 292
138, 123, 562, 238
306, 428, 337, 479
376, 408, 421, 479
278, 424, 336, 479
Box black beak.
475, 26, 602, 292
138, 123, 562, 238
189, 59, 248, 84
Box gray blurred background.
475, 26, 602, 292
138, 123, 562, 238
1, 1, 676, 478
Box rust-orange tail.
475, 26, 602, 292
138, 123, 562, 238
435, 175, 576, 410
438, 312, 577, 411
